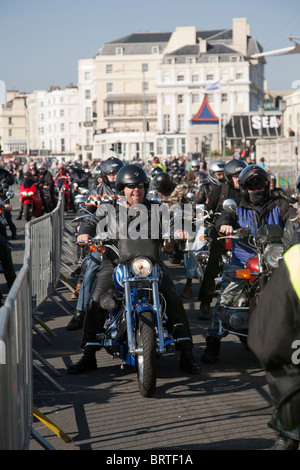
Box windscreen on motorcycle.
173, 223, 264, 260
118, 238, 159, 264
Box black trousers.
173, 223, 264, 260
81, 259, 192, 351
198, 232, 226, 304
0, 233, 16, 288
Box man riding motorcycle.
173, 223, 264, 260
201, 164, 297, 364
67, 157, 125, 330
68, 164, 201, 376
197, 159, 247, 317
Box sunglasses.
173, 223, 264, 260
125, 183, 145, 189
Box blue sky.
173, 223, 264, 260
1, 0, 300, 93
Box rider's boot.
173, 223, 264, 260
272, 434, 299, 450
198, 302, 211, 320
201, 336, 220, 363
180, 348, 201, 375
68, 349, 97, 374
67, 309, 85, 331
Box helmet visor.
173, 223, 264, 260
245, 176, 268, 191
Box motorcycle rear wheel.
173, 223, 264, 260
23, 204, 32, 221
135, 310, 157, 398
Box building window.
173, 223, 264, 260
142, 63, 148, 73
207, 94, 214, 104
9, 129, 12, 137
163, 114, 170, 132
221, 93, 228, 102
107, 82, 113, 93
166, 138, 175, 155
85, 107, 92, 122
177, 73, 184, 82
107, 102, 114, 116
115, 47, 124, 55
178, 138, 186, 154
8, 117, 12, 124
152, 46, 160, 54
191, 73, 199, 82
209, 56, 218, 62
84, 71, 91, 81
61, 138, 65, 152
236, 72, 243, 80
86, 129, 92, 146
206, 73, 214, 81
85, 89, 91, 99
177, 94, 184, 104
177, 114, 185, 132
60, 123, 64, 132
60, 109, 64, 117
106, 64, 113, 74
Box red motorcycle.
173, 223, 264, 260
54, 175, 71, 211
19, 178, 43, 221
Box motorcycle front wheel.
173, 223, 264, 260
135, 310, 157, 397
23, 204, 32, 221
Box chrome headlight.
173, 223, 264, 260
263, 244, 283, 269
131, 257, 152, 278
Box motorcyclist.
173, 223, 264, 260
68, 164, 201, 375
194, 160, 226, 205
36, 162, 57, 210
67, 157, 125, 330
0, 165, 17, 239
180, 161, 226, 299
248, 242, 300, 450
201, 164, 297, 364
196, 159, 247, 317
270, 173, 297, 204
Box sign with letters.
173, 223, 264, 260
226, 113, 282, 139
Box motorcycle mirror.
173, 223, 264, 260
79, 188, 89, 195
223, 199, 237, 213
151, 195, 162, 202
74, 195, 85, 204
186, 192, 195, 202
6, 190, 14, 200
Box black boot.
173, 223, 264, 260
67, 309, 85, 331
180, 348, 201, 375
198, 302, 211, 320
272, 434, 299, 450
201, 336, 220, 363
68, 349, 97, 374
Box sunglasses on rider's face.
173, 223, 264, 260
125, 183, 145, 189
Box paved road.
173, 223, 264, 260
4, 203, 276, 452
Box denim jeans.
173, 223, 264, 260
207, 263, 247, 339
185, 226, 206, 280
76, 251, 102, 312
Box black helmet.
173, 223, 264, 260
115, 164, 149, 193
170, 159, 179, 169
151, 166, 164, 178
224, 159, 248, 186
208, 160, 226, 185
93, 163, 103, 179
154, 172, 173, 194
72, 161, 83, 171
101, 157, 124, 185
238, 164, 270, 201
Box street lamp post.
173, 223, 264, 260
279, 99, 286, 138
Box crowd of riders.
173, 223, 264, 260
2, 150, 300, 449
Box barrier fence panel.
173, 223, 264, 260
0, 190, 70, 449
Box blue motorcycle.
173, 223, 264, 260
88, 235, 175, 397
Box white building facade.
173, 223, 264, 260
26, 86, 80, 159
81, 17, 265, 161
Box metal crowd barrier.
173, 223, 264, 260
0, 190, 74, 450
